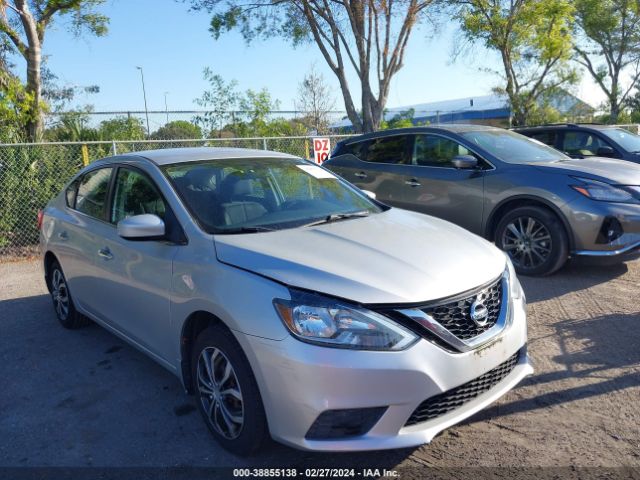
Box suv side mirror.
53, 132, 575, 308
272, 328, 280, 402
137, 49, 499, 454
596, 146, 616, 157
452, 155, 478, 169
117, 214, 165, 240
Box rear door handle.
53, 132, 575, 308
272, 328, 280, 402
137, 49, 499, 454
354, 171, 367, 179
98, 247, 113, 260
58, 231, 68, 241
405, 178, 421, 187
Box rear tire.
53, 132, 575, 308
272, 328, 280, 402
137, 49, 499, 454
495, 206, 569, 276
48, 260, 89, 329
191, 324, 268, 456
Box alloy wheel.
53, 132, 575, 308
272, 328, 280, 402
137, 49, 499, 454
197, 347, 244, 440
501, 216, 553, 269
51, 268, 70, 321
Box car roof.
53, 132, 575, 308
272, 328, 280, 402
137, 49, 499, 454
336, 124, 501, 144
513, 124, 617, 132
102, 147, 300, 166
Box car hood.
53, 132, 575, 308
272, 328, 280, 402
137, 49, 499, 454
213, 209, 506, 305
532, 157, 640, 184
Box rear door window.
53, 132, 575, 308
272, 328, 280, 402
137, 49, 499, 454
365, 135, 410, 164
528, 130, 557, 148
340, 141, 369, 160
75, 168, 113, 220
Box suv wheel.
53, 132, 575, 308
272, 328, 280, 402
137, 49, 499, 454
192, 324, 267, 456
48, 260, 89, 329
495, 206, 569, 276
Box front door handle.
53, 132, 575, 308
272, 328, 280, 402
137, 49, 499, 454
405, 178, 421, 187
98, 247, 113, 260
58, 231, 68, 241
354, 171, 367, 179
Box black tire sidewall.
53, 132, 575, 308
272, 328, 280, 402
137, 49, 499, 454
495, 206, 569, 276
191, 325, 267, 456
49, 260, 82, 328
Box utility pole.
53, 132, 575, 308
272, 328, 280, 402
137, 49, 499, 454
136, 66, 151, 137
164, 92, 169, 124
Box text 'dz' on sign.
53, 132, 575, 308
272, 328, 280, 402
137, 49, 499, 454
313, 138, 331, 164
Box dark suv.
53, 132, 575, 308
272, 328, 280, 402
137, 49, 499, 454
324, 125, 640, 276
514, 123, 640, 164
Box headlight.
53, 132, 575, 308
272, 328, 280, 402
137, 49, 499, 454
505, 255, 524, 301
273, 291, 418, 351
570, 177, 638, 204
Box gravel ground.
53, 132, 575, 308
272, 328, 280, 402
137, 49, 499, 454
0, 258, 639, 474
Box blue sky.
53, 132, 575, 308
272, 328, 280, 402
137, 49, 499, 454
37, 0, 603, 113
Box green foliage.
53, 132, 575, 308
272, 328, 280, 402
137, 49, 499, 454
0, 0, 109, 140
379, 109, 429, 130
194, 68, 239, 136
44, 111, 100, 142
98, 116, 146, 141
574, 0, 640, 121
0, 75, 34, 142
151, 120, 203, 140
459, 0, 576, 126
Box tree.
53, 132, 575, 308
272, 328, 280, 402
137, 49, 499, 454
151, 120, 203, 140
379, 108, 428, 129
294, 65, 336, 134
456, 0, 576, 126
194, 67, 239, 137
98, 116, 146, 141
188, 0, 436, 133
0, 0, 108, 140
573, 0, 640, 123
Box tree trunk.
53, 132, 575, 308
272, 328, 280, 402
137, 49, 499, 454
25, 44, 42, 141
609, 73, 620, 124
15, 0, 44, 141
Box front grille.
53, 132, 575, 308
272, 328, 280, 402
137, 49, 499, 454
404, 350, 521, 426
422, 278, 503, 340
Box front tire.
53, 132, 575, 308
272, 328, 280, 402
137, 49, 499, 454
191, 324, 268, 456
495, 206, 569, 276
48, 260, 89, 329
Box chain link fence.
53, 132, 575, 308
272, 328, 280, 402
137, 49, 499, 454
0, 135, 350, 261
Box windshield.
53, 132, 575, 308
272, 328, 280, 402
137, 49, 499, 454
600, 128, 640, 153
462, 129, 569, 163
164, 157, 383, 233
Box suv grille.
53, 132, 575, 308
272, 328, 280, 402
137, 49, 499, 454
422, 278, 503, 340
404, 350, 520, 426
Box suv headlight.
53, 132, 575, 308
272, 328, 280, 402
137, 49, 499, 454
273, 290, 418, 351
570, 177, 639, 204
505, 255, 524, 301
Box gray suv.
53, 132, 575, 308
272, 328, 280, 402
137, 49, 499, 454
324, 125, 640, 276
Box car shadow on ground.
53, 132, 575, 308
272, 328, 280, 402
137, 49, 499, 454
465, 310, 640, 424
519, 260, 630, 303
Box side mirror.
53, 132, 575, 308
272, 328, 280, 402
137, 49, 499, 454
361, 189, 377, 200
452, 154, 478, 169
117, 214, 165, 240
596, 146, 616, 157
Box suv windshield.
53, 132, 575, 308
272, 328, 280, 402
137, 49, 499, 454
164, 157, 383, 233
462, 129, 569, 163
600, 128, 640, 153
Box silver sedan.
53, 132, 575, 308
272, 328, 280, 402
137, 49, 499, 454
39, 148, 533, 454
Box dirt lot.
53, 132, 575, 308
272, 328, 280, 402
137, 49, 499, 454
1, 258, 639, 473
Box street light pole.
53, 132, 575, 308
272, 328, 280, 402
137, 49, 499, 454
136, 66, 151, 137
164, 91, 169, 124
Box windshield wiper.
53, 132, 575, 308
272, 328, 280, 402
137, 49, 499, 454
302, 211, 370, 228
217, 226, 276, 234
